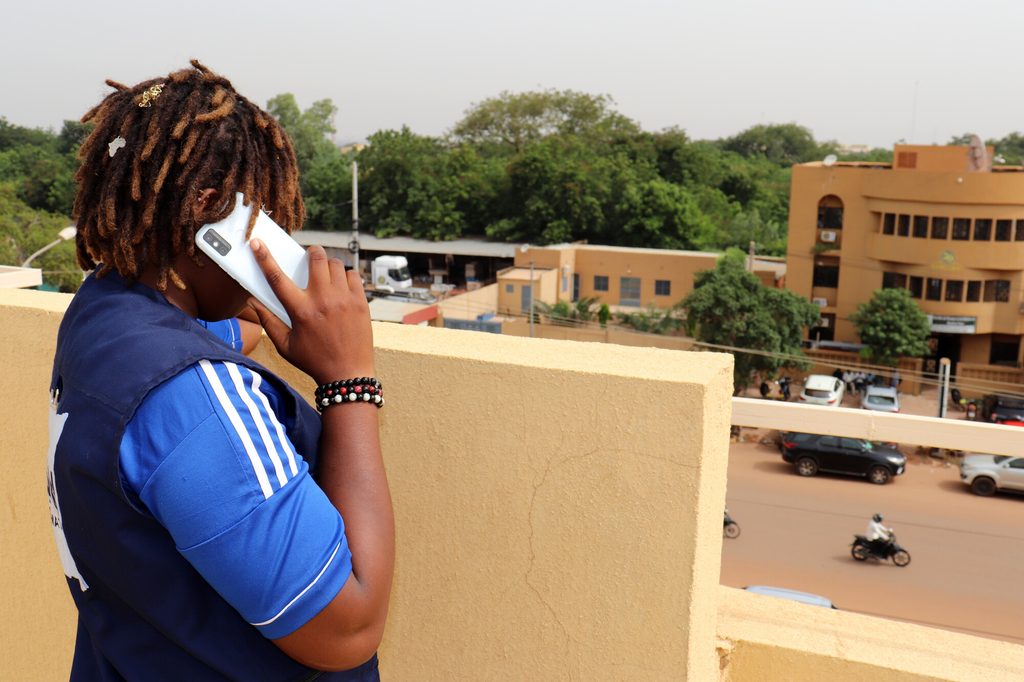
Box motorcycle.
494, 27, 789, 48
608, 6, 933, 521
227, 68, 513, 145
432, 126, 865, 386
850, 533, 911, 567
723, 509, 741, 539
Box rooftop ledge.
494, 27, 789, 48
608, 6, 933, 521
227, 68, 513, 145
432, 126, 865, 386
2, 288, 1023, 681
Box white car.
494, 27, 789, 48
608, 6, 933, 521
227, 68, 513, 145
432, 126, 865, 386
798, 374, 845, 406
861, 385, 899, 413
959, 454, 1024, 496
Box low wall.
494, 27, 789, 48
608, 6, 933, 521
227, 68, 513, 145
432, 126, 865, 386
791, 349, 924, 396
1, 289, 732, 681
956, 362, 1024, 399
718, 587, 1024, 681
502, 318, 696, 351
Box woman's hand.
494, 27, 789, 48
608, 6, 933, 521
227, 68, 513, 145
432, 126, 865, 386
248, 240, 374, 384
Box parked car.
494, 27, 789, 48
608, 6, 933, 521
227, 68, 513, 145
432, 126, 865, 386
744, 585, 836, 609
860, 385, 899, 413
959, 454, 1024, 496
798, 374, 845, 406
778, 432, 906, 484
980, 394, 1024, 426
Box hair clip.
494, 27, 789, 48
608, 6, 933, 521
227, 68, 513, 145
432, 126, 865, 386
138, 83, 165, 108
108, 136, 126, 157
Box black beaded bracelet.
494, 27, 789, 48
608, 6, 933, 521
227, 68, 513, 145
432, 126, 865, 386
315, 377, 384, 412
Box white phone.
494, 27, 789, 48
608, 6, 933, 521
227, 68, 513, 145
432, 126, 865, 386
195, 192, 309, 328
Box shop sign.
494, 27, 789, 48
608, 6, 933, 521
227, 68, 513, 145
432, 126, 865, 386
927, 314, 976, 334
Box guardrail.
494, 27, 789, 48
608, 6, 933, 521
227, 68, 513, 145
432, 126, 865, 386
731, 397, 1024, 457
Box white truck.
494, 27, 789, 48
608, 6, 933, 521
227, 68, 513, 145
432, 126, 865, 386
368, 255, 435, 302
371, 255, 413, 291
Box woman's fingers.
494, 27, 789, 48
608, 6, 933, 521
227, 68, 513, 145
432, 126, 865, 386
251, 239, 303, 312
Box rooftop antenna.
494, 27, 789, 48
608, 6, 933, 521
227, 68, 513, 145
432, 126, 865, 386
822, 154, 837, 167
967, 134, 990, 172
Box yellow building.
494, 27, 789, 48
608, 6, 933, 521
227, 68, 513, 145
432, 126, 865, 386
787, 144, 1024, 374
497, 243, 780, 317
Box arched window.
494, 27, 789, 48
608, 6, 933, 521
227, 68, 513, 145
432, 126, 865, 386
817, 195, 844, 230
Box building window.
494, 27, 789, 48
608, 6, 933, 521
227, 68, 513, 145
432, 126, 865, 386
619, 277, 641, 307
882, 272, 907, 289
812, 259, 840, 288
931, 217, 949, 239
1016, 220, 1024, 241
505, 284, 514, 294
654, 279, 671, 296
990, 336, 1020, 366
952, 218, 971, 240
996, 219, 1012, 241
882, 213, 896, 235
945, 280, 964, 302
912, 216, 929, 238
908, 276, 923, 299
817, 196, 843, 229
973, 219, 992, 241
897, 151, 918, 168
984, 280, 1011, 302
966, 280, 982, 302
594, 275, 609, 292
926, 278, 942, 301
897, 214, 910, 237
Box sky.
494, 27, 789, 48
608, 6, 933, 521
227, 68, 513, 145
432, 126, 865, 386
5, 0, 1024, 149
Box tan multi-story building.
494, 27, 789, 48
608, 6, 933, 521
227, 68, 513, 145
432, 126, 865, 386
787, 144, 1024, 374
497, 244, 781, 317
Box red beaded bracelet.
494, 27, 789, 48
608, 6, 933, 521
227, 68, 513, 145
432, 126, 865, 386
315, 377, 384, 412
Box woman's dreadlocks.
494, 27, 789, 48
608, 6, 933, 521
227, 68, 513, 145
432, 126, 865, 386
74, 60, 304, 290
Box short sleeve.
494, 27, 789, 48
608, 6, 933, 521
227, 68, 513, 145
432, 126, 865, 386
120, 360, 352, 638
196, 318, 243, 352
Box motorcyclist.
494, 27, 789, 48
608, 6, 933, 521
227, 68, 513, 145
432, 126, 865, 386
866, 513, 894, 555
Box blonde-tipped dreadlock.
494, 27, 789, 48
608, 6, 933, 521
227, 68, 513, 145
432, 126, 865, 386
73, 60, 304, 290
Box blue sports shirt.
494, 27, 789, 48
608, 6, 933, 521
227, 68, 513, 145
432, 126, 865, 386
120, 351, 352, 639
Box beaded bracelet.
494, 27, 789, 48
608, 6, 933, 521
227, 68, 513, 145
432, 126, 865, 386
315, 377, 384, 412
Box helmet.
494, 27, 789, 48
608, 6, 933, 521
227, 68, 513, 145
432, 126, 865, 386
872, 513, 883, 522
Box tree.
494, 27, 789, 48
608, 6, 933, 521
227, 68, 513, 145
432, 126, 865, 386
451, 89, 640, 153
720, 123, 829, 168
535, 297, 601, 325
850, 288, 931, 366
0, 184, 81, 291
680, 252, 819, 393
615, 305, 684, 334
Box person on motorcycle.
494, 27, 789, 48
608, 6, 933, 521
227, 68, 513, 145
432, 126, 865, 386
866, 513, 894, 555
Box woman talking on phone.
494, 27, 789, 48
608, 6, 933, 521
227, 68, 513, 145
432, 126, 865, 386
46, 61, 393, 680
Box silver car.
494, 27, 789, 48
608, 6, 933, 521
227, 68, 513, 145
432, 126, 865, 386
959, 454, 1024, 496
861, 385, 899, 413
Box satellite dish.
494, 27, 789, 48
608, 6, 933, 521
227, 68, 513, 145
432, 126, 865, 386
823, 154, 837, 167
967, 134, 990, 172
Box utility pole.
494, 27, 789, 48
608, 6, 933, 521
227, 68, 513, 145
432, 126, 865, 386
747, 240, 755, 272
529, 258, 535, 338
938, 357, 951, 419
349, 160, 360, 273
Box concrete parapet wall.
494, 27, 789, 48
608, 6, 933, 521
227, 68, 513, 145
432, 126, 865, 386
0, 288, 732, 681
717, 586, 1024, 681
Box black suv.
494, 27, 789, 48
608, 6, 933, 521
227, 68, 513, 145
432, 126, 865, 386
778, 432, 906, 484
981, 394, 1024, 426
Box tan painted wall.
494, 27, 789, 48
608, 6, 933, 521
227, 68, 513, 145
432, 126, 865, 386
437, 282, 499, 321
718, 586, 1024, 681
2, 288, 732, 681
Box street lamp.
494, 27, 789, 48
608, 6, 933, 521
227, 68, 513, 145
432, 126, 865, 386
22, 226, 77, 268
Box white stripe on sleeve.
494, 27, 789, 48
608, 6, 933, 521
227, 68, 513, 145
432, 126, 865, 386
246, 369, 300, 476
198, 360, 274, 499
225, 363, 288, 487
249, 542, 342, 627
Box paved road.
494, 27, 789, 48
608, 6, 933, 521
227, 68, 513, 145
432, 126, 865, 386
721, 436, 1024, 644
